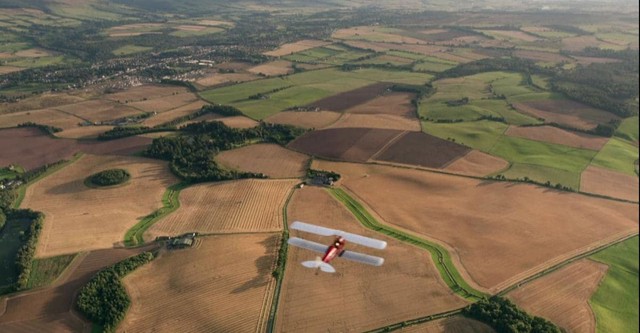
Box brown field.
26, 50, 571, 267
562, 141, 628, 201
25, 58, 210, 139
374, 131, 471, 169
55, 125, 114, 139
264, 110, 342, 129
177, 112, 225, 127
347, 92, 416, 117
198, 19, 234, 26
399, 316, 495, 332
264, 39, 332, 57
505, 125, 608, 150
277, 186, 468, 332
0, 127, 153, 170
215, 143, 309, 178
54, 99, 142, 122
308, 82, 392, 112
127, 92, 199, 113
0, 66, 23, 74
0, 93, 85, 114
513, 100, 619, 130
216, 115, 259, 128
507, 259, 608, 333
483, 30, 540, 42
288, 127, 405, 163
247, 60, 294, 76
572, 56, 622, 65
514, 50, 572, 63
14, 48, 54, 58
581, 165, 639, 202
175, 24, 207, 31
102, 85, 188, 103
0, 108, 83, 129
21, 154, 177, 257
329, 113, 421, 131
0, 246, 155, 333
345, 40, 446, 56
121, 234, 278, 333
366, 54, 415, 65
141, 100, 206, 127
443, 150, 510, 177
195, 72, 259, 87
419, 29, 475, 43
562, 35, 616, 52
332, 26, 426, 44
106, 23, 163, 37
312, 161, 639, 293
145, 179, 295, 240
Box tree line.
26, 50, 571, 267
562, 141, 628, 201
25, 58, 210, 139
462, 296, 560, 333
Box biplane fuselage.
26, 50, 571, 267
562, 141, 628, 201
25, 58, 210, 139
322, 236, 346, 263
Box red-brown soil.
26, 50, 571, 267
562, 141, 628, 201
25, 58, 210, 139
0, 245, 156, 332
277, 186, 468, 332
264, 111, 342, 129
507, 259, 609, 333
505, 125, 608, 150
444, 150, 510, 177
399, 316, 495, 332
287, 127, 404, 162
308, 82, 392, 112
373, 131, 471, 168
346, 92, 416, 118
580, 165, 639, 202
329, 113, 421, 131
513, 100, 619, 130
313, 161, 639, 293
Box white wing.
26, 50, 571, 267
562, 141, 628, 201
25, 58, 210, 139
290, 221, 387, 250
287, 237, 328, 254
341, 250, 385, 266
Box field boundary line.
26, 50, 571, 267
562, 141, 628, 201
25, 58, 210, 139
367, 130, 409, 161
364, 308, 464, 333
327, 187, 486, 301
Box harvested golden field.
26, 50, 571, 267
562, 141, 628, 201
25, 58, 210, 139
215, 143, 308, 178
0, 92, 85, 114
103, 85, 187, 103
398, 317, 495, 332
106, 23, 163, 37
264, 111, 341, 129
217, 115, 259, 128
562, 35, 618, 51
0, 108, 83, 129
55, 125, 114, 139
277, 186, 468, 332
121, 234, 278, 333
54, 99, 141, 122
329, 113, 421, 131
264, 39, 331, 57
507, 259, 608, 333
175, 24, 207, 31
195, 72, 259, 87
128, 92, 199, 113
443, 150, 509, 177
0, 66, 23, 74
141, 100, 206, 127
313, 161, 639, 293
145, 179, 296, 239
199, 19, 234, 26
332, 26, 426, 44
247, 60, 293, 76
21, 154, 177, 257
580, 165, 639, 202
505, 125, 608, 150
573, 56, 622, 65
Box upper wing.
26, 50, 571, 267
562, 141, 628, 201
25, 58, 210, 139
341, 250, 385, 266
287, 237, 328, 254
290, 221, 387, 250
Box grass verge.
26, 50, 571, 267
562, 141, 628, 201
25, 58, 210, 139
26, 253, 76, 289
328, 187, 486, 301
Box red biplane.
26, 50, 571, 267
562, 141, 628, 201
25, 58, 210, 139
287, 221, 387, 273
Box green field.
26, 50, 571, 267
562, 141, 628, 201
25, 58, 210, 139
200, 68, 432, 119
4, 55, 69, 68
615, 116, 639, 144
422, 120, 508, 151
0, 217, 31, 294
591, 138, 639, 175
26, 254, 76, 289
113, 45, 153, 56
590, 236, 639, 333
498, 163, 581, 189
170, 26, 224, 37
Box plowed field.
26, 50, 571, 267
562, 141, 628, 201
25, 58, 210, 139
508, 259, 608, 333
513, 100, 619, 130
580, 165, 639, 202
374, 131, 471, 168
264, 111, 342, 129
308, 82, 391, 112
121, 234, 278, 333
399, 317, 495, 332
0, 108, 83, 130
248, 60, 293, 76
313, 161, 639, 293
215, 143, 308, 178
145, 179, 296, 239
21, 154, 177, 257
443, 150, 509, 177
277, 186, 468, 332
329, 113, 421, 131
506, 125, 608, 150
346, 92, 415, 117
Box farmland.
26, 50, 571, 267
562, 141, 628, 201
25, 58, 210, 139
277, 186, 468, 332
121, 234, 278, 333
21, 154, 177, 257
313, 160, 639, 293
145, 179, 296, 240
215, 143, 309, 179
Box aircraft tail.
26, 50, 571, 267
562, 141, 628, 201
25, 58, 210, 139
301, 257, 335, 273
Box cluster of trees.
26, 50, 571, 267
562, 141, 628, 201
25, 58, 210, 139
19, 159, 69, 183
521, 121, 618, 137
463, 296, 560, 333
272, 231, 289, 279
87, 169, 131, 187
76, 252, 155, 332
144, 120, 306, 182
3, 209, 44, 291
97, 126, 172, 140
0, 190, 17, 210
489, 174, 574, 192
306, 169, 341, 181
17, 122, 63, 135
0, 209, 5, 232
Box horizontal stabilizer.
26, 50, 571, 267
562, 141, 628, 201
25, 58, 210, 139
290, 221, 387, 250
301, 259, 336, 273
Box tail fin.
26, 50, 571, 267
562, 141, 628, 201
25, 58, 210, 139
301, 257, 336, 273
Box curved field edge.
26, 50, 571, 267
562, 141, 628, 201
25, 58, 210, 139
123, 182, 189, 246
589, 236, 639, 333
327, 187, 486, 301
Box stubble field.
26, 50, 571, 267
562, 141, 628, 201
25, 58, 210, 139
215, 143, 309, 178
